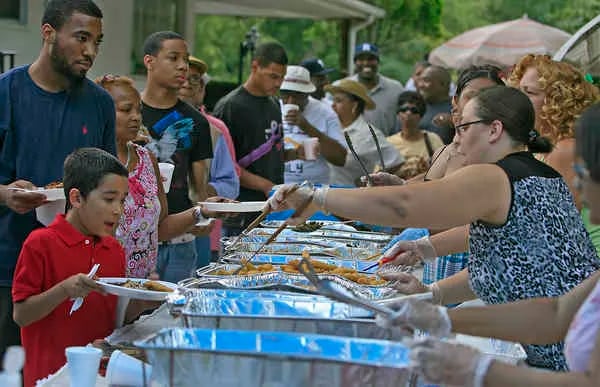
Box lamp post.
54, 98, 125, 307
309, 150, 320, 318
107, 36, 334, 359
238, 26, 259, 85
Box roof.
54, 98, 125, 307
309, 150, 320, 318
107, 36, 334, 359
192, 0, 385, 19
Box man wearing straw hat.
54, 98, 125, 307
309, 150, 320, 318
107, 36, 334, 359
279, 65, 347, 185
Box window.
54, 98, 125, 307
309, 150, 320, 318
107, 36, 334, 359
131, 0, 184, 73
0, 0, 27, 24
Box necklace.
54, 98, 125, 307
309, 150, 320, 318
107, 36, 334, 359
125, 142, 132, 169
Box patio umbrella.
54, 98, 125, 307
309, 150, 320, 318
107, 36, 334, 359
429, 15, 571, 69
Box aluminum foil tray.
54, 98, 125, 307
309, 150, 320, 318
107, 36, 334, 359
219, 253, 394, 274
135, 328, 413, 387
182, 294, 371, 319
222, 235, 383, 250
249, 227, 393, 243
189, 270, 397, 300
198, 262, 392, 287
223, 241, 380, 260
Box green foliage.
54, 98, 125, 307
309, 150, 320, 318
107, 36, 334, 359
192, 0, 599, 84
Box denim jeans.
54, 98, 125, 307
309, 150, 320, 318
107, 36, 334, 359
0, 286, 20, 369
156, 240, 197, 283
194, 236, 211, 270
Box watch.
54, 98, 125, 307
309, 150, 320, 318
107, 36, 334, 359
193, 206, 211, 226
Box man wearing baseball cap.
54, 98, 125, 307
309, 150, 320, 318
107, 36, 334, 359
279, 66, 347, 184
300, 58, 335, 101
345, 42, 404, 136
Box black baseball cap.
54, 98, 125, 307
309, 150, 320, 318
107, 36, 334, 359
300, 58, 335, 76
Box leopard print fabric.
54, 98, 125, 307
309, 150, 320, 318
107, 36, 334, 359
468, 153, 600, 370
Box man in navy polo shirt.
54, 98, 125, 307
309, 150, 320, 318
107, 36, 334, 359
0, 0, 115, 360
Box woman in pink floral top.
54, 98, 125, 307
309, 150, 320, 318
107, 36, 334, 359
96, 75, 221, 278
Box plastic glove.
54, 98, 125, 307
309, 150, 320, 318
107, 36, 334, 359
361, 172, 405, 186
382, 236, 437, 266
409, 338, 494, 387
379, 271, 429, 295
266, 183, 318, 224
375, 298, 451, 337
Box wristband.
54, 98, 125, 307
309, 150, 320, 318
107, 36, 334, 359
473, 356, 494, 387
193, 206, 211, 226
427, 282, 442, 305
313, 186, 330, 215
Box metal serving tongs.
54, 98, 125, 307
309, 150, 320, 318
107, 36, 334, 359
297, 255, 395, 317
231, 183, 314, 274
367, 122, 386, 172
225, 185, 305, 252
344, 132, 374, 187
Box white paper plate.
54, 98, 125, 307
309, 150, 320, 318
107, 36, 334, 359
97, 278, 177, 301
198, 201, 266, 212
38, 188, 65, 201
8, 187, 64, 201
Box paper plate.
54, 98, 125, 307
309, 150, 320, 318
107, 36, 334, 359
97, 278, 177, 301
198, 201, 266, 212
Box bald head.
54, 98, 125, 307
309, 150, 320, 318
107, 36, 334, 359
419, 65, 451, 103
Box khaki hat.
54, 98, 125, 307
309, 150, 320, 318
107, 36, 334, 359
188, 55, 208, 73
324, 79, 376, 110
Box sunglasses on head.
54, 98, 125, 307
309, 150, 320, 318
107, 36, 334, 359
398, 106, 420, 114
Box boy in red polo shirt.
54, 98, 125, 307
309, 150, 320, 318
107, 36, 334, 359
12, 148, 148, 387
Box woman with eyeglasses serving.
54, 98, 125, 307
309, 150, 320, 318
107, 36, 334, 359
268, 86, 600, 370
325, 79, 403, 186
376, 103, 600, 387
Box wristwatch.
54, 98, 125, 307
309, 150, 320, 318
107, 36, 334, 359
193, 206, 211, 226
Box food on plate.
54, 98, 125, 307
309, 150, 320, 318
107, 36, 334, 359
292, 221, 323, 232
116, 279, 173, 292
282, 255, 387, 285
44, 181, 64, 189
213, 262, 275, 276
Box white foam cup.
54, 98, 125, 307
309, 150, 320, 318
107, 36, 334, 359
303, 138, 319, 160
158, 163, 175, 193
35, 198, 66, 226
281, 104, 299, 125
65, 346, 102, 387
106, 350, 152, 387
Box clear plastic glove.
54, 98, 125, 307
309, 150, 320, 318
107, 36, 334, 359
375, 298, 451, 337
409, 338, 493, 387
379, 271, 429, 295
361, 172, 405, 187
382, 236, 437, 266
266, 183, 319, 224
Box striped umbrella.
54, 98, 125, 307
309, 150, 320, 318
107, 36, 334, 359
429, 15, 571, 69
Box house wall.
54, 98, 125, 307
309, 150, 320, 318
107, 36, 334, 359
0, 0, 135, 79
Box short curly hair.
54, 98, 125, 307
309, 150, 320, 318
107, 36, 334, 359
508, 54, 599, 142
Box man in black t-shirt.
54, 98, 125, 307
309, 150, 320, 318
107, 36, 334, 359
140, 31, 213, 282
213, 42, 289, 234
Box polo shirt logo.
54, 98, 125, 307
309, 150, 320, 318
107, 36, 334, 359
82, 125, 88, 135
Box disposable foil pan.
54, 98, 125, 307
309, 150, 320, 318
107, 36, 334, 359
247, 227, 392, 243
222, 234, 384, 250
219, 253, 399, 274
135, 328, 413, 387
223, 241, 380, 260
189, 270, 398, 300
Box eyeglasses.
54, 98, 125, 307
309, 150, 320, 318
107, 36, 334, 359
186, 74, 203, 86
573, 163, 590, 180
454, 119, 488, 134
573, 163, 590, 192
398, 106, 420, 114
